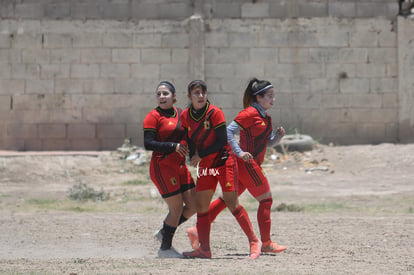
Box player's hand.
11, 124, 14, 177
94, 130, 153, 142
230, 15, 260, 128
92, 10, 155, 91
276, 126, 285, 137
176, 144, 188, 157
239, 152, 253, 162
191, 153, 202, 167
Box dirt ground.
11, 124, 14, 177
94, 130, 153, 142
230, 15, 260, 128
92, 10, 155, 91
0, 143, 413, 275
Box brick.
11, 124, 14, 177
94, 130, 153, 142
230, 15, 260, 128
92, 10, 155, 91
6, 123, 37, 138
38, 124, 66, 138
97, 124, 125, 138
67, 124, 96, 138
81, 49, 111, 63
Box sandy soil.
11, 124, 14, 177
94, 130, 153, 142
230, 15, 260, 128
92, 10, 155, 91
0, 143, 413, 274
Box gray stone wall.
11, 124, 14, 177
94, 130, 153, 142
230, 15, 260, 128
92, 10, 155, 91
0, 0, 413, 150
0, 0, 399, 20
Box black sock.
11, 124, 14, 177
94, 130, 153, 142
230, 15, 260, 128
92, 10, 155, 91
178, 214, 188, 226
160, 222, 176, 250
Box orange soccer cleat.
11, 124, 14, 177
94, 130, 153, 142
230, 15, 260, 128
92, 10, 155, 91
249, 239, 262, 259
187, 227, 199, 250
261, 240, 287, 253
182, 247, 211, 259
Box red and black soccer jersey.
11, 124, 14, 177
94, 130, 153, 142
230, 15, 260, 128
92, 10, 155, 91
181, 101, 231, 168
143, 106, 185, 162
234, 106, 273, 165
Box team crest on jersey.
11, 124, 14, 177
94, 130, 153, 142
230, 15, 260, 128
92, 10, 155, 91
260, 121, 266, 126
225, 182, 232, 188
168, 121, 174, 126
170, 177, 177, 186
203, 120, 211, 130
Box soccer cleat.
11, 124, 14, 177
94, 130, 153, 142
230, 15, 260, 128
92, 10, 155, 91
187, 227, 199, 250
158, 247, 184, 258
261, 240, 287, 253
182, 248, 211, 259
249, 239, 262, 259
153, 229, 163, 242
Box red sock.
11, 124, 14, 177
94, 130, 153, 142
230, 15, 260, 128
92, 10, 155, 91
197, 211, 211, 251
208, 198, 227, 223
258, 198, 273, 243
232, 205, 258, 243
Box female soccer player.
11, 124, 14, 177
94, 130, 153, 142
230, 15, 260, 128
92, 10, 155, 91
186, 78, 287, 254
181, 80, 261, 259
143, 81, 196, 258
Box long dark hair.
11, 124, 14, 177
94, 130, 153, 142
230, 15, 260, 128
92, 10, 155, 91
243, 78, 273, 109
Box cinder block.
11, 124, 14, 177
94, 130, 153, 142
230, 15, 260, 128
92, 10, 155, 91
229, 32, 258, 48
126, 123, 140, 139
43, 33, 72, 48
103, 33, 132, 48
100, 138, 125, 150
211, 3, 241, 18
338, 48, 368, 64
356, 64, 387, 78
133, 33, 162, 48
349, 31, 378, 47
326, 64, 356, 78
141, 49, 171, 64
131, 64, 160, 78
84, 79, 114, 94
71, 64, 100, 78
50, 49, 81, 64
6, 123, 37, 138
0, 80, 25, 95
41, 64, 70, 79
234, 63, 264, 78
25, 79, 54, 94
11, 64, 40, 80
0, 49, 21, 63
97, 124, 125, 138
55, 79, 83, 94
205, 64, 234, 78
0, 138, 24, 150
172, 49, 188, 64
42, 139, 72, 150
318, 30, 348, 47
299, 0, 328, 18
12, 33, 42, 49
71, 94, 101, 109
72, 33, 102, 48
351, 94, 382, 108
328, 1, 356, 18
206, 48, 248, 64
241, 3, 269, 18
160, 64, 187, 79
38, 124, 66, 138
0, 63, 10, 79
24, 139, 42, 150
162, 33, 189, 48
321, 94, 352, 108
259, 31, 289, 47
112, 49, 140, 63
309, 48, 339, 63
249, 48, 278, 64
311, 78, 339, 94
367, 48, 397, 65
370, 78, 397, 93
67, 124, 96, 138
269, 1, 290, 18
356, 3, 386, 18
265, 63, 323, 78
158, 3, 191, 20
100, 64, 130, 78
70, 3, 101, 19
279, 48, 308, 64
14, 4, 44, 19
44, 3, 71, 19
0, 34, 11, 48
81, 49, 111, 63
288, 31, 318, 47
102, 3, 130, 19
0, 95, 11, 110
71, 139, 101, 150
279, 78, 309, 93
114, 78, 144, 94
205, 32, 229, 48
339, 78, 370, 93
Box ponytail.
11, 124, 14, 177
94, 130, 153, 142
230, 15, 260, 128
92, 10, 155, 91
243, 78, 272, 109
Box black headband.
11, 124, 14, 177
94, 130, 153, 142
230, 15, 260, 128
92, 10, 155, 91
158, 81, 176, 94
187, 80, 207, 93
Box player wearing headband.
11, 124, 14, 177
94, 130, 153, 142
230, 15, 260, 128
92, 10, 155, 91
181, 80, 261, 259
186, 78, 287, 254
143, 81, 196, 258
